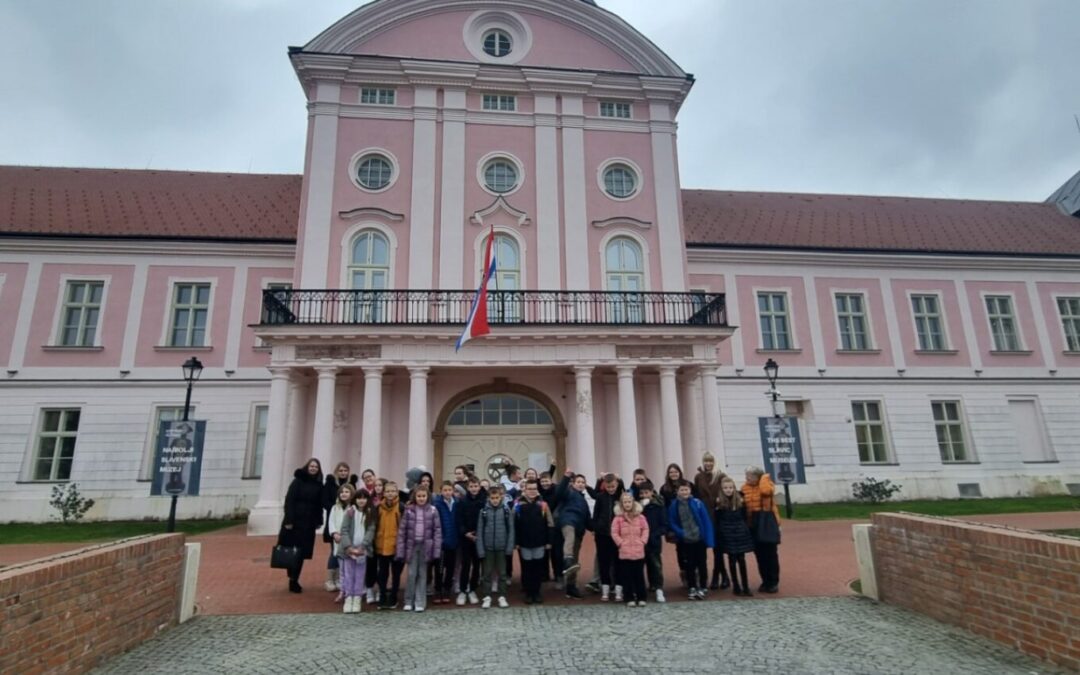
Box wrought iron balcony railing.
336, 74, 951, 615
260, 289, 727, 328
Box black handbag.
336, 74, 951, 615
271, 544, 301, 569
752, 495, 782, 545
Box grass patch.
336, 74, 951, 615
1046, 529, 1080, 539
0, 519, 242, 545
788, 495, 1080, 521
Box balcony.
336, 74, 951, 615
260, 289, 727, 328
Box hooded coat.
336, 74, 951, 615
610, 501, 649, 560
278, 467, 324, 559
640, 496, 668, 548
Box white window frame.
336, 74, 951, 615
161, 278, 215, 348
754, 288, 797, 352
257, 279, 292, 348
482, 29, 513, 57
1053, 294, 1080, 352
27, 407, 82, 482
851, 399, 893, 464
834, 291, 873, 351
596, 158, 643, 201
477, 152, 525, 197
360, 87, 396, 105
982, 292, 1024, 352
599, 100, 632, 119
244, 402, 270, 479
51, 275, 110, 348
339, 222, 398, 289
930, 399, 975, 463
348, 147, 399, 194
139, 404, 194, 481
600, 232, 649, 324
481, 93, 517, 112
906, 291, 951, 352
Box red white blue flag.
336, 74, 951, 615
456, 226, 497, 351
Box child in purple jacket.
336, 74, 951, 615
395, 486, 442, 612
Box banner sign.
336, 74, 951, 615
758, 416, 806, 485
151, 419, 206, 497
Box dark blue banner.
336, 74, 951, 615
758, 416, 806, 485
150, 419, 206, 497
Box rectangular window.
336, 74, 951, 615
932, 401, 969, 463
836, 293, 870, 351
599, 101, 632, 119
852, 401, 889, 464
32, 408, 80, 481
246, 405, 270, 478
360, 87, 395, 105
58, 280, 104, 347
911, 294, 945, 351
757, 292, 792, 351
169, 283, 211, 347
482, 94, 516, 111
1057, 297, 1080, 351
985, 295, 1020, 351
140, 406, 193, 480
259, 282, 292, 346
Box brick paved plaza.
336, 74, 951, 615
93, 597, 1060, 674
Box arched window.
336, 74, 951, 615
487, 234, 522, 323
605, 236, 645, 323
348, 230, 390, 322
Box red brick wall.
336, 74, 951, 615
870, 513, 1080, 672
0, 534, 185, 675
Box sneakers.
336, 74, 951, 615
366, 588, 376, 604
562, 558, 581, 576
455, 592, 467, 606
565, 585, 584, 599
586, 581, 601, 594
614, 585, 624, 603
655, 589, 666, 603
688, 587, 700, 600
467, 591, 479, 605
600, 584, 610, 602
636, 600, 647, 607
762, 585, 779, 594
414, 606, 425, 612
497, 596, 509, 609
555, 576, 565, 591
343, 598, 351, 614
403, 604, 413, 612
695, 588, 707, 600
481, 596, 492, 609
626, 601, 635, 608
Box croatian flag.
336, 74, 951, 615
456, 226, 497, 351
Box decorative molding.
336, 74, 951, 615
471, 196, 531, 227
296, 345, 382, 360
617, 345, 694, 359
338, 207, 405, 222
591, 216, 652, 230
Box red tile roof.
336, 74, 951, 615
0, 166, 301, 242
682, 189, 1080, 257
2, 166, 1078, 257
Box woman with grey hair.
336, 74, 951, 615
740, 465, 781, 593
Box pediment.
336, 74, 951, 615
471, 196, 531, 227
590, 216, 652, 230
338, 207, 405, 222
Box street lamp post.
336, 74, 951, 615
764, 359, 794, 518
167, 356, 203, 533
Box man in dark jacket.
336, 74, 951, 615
514, 480, 554, 604
638, 480, 668, 603
554, 471, 591, 598
455, 477, 486, 605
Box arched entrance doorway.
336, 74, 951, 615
432, 380, 567, 482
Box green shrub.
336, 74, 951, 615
851, 477, 902, 504
49, 483, 95, 523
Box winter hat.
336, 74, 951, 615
404, 466, 427, 490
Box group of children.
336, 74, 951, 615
315, 455, 779, 614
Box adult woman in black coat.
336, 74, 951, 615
280, 458, 324, 593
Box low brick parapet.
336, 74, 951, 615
869, 512, 1080, 672
0, 534, 186, 674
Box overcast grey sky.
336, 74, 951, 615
2, 0, 1079, 201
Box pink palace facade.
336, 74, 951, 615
2, 0, 1080, 528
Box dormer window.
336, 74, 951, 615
483, 30, 512, 57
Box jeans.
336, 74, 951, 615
459, 542, 480, 594
560, 525, 583, 585
403, 544, 429, 608
436, 547, 457, 595
677, 541, 708, 589
644, 543, 664, 591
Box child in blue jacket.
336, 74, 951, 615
433, 481, 460, 604
667, 480, 715, 600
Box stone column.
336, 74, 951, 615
658, 366, 684, 466
333, 374, 352, 468
360, 366, 384, 478
407, 367, 430, 471
602, 373, 619, 475
700, 365, 727, 470
282, 375, 308, 496
311, 366, 338, 471
247, 366, 291, 535
615, 365, 641, 480
680, 373, 704, 472
573, 366, 597, 481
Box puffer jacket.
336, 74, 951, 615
641, 497, 667, 548
434, 495, 459, 551
715, 505, 755, 555
457, 491, 486, 538
554, 476, 590, 532
741, 474, 781, 524
590, 479, 625, 538
610, 502, 649, 560
374, 497, 404, 556
667, 496, 716, 549
476, 501, 515, 557
283, 468, 323, 531
514, 495, 553, 549
395, 503, 442, 563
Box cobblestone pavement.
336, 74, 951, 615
95, 597, 1060, 674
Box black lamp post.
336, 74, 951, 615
763, 358, 794, 518
167, 356, 203, 533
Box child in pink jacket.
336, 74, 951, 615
611, 491, 650, 607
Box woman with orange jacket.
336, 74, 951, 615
741, 466, 781, 594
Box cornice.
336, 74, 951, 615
0, 237, 296, 259
684, 246, 1080, 273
